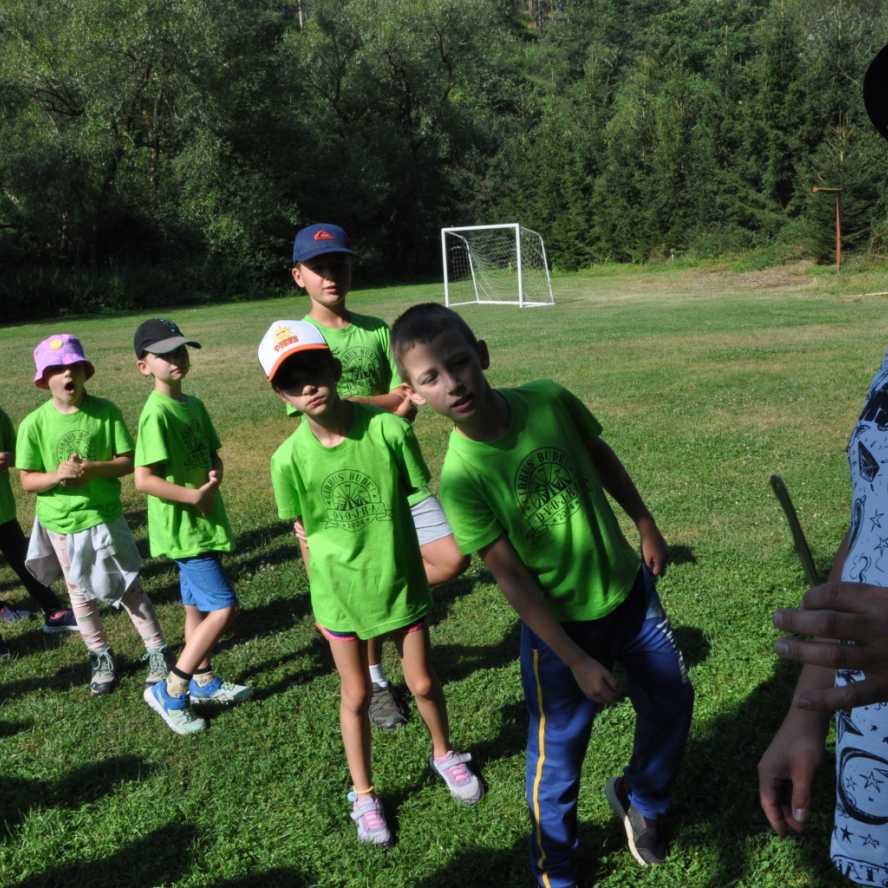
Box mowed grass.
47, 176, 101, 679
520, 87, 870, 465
1, 260, 885, 887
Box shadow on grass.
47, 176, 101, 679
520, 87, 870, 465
212, 593, 313, 657
208, 868, 310, 887
230, 635, 329, 703
0, 755, 154, 833
431, 621, 521, 686
668, 544, 697, 566
0, 719, 31, 738
674, 656, 844, 886
12, 822, 197, 888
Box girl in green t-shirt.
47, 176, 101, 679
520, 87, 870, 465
261, 320, 484, 848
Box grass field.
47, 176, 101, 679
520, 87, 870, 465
1, 259, 885, 887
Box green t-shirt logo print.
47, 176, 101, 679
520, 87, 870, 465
321, 469, 391, 531
516, 447, 582, 533
54, 427, 97, 465
337, 346, 383, 399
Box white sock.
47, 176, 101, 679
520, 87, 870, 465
368, 664, 388, 687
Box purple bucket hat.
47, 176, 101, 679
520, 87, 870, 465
33, 334, 95, 389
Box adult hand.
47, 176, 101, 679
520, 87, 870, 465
773, 581, 888, 711
570, 655, 623, 705
758, 712, 826, 836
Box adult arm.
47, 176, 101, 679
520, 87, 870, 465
757, 533, 849, 836
479, 534, 622, 704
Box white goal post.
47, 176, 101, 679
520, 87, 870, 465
441, 223, 554, 308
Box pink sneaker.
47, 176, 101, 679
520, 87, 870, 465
431, 750, 484, 805
349, 794, 392, 847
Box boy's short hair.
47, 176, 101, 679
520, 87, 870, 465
390, 303, 479, 379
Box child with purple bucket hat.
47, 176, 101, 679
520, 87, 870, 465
15, 333, 172, 694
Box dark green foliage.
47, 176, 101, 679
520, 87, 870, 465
3, 0, 888, 318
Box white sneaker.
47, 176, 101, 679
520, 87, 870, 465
189, 676, 254, 706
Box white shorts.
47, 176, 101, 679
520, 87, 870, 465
410, 495, 454, 547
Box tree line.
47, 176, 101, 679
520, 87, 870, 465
2, 0, 887, 319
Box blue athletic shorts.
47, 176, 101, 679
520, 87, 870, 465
175, 554, 237, 612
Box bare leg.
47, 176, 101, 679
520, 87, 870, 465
395, 624, 449, 758
175, 605, 236, 674
328, 636, 374, 797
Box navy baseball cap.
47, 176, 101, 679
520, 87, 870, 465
292, 223, 354, 264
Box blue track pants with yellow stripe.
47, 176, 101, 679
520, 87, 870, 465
521, 567, 694, 888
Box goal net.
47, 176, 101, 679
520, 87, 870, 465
441, 223, 554, 308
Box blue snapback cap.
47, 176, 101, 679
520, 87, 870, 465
292, 223, 354, 264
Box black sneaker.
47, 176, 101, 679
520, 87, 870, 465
605, 776, 667, 866
368, 683, 407, 731
43, 608, 78, 634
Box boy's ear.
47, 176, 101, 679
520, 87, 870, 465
402, 381, 427, 407
291, 265, 305, 289
477, 340, 490, 370
135, 357, 152, 378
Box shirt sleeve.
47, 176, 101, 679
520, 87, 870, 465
198, 400, 222, 453
110, 404, 135, 455
388, 416, 431, 495
270, 446, 302, 521
439, 453, 502, 555
14, 413, 44, 471
554, 382, 602, 441
135, 405, 170, 468
380, 324, 402, 389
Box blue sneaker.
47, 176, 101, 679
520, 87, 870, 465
144, 681, 206, 735
189, 675, 253, 706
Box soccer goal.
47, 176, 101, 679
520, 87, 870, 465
441, 223, 554, 308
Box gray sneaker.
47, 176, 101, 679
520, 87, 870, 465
143, 646, 173, 688
89, 649, 116, 695
368, 683, 407, 731
431, 750, 484, 805
605, 776, 667, 866
349, 794, 392, 847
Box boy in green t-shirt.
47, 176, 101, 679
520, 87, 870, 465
133, 319, 252, 735
289, 223, 468, 730
16, 334, 170, 693
260, 319, 483, 847
391, 304, 694, 887
0, 405, 77, 638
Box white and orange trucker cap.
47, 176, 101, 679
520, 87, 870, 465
257, 320, 330, 384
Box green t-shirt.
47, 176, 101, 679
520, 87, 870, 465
439, 380, 640, 622
15, 396, 132, 534
0, 409, 17, 525
270, 404, 431, 638
134, 390, 233, 560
